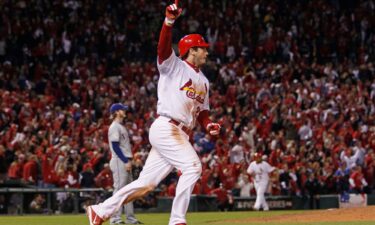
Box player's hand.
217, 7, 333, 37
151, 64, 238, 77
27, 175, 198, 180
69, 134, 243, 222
165, 0, 182, 23
125, 163, 132, 172
206, 122, 221, 136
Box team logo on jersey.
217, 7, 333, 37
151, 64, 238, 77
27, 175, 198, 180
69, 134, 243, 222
180, 79, 206, 104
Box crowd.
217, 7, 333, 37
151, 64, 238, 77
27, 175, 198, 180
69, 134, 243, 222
0, 0, 374, 211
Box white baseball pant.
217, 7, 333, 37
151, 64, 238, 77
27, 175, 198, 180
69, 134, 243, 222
254, 181, 269, 210
91, 116, 202, 225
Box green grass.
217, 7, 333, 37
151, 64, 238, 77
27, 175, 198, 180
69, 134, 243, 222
0, 211, 373, 225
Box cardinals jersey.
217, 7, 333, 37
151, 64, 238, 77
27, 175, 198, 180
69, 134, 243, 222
157, 50, 210, 129
247, 161, 275, 183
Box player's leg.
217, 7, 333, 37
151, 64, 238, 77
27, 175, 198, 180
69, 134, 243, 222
124, 171, 139, 224
148, 118, 202, 225
109, 159, 127, 224
253, 182, 261, 210
124, 200, 136, 224
91, 148, 173, 220
257, 183, 268, 210
169, 152, 201, 225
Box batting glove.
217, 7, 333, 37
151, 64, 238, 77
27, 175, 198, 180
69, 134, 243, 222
206, 122, 221, 136
165, 0, 182, 26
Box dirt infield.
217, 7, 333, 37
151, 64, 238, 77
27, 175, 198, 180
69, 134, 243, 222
225, 206, 375, 223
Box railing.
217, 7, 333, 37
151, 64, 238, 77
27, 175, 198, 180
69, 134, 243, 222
1, 188, 373, 215
0, 188, 108, 215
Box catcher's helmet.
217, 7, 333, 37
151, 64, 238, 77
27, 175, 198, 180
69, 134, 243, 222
109, 103, 128, 114
178, 34, 209, 57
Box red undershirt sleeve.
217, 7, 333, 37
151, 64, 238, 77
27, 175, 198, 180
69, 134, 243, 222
197, 110, 212, 131
157, 23, 173, 64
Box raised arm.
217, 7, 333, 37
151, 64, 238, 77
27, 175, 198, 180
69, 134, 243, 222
157, 0, 182, 64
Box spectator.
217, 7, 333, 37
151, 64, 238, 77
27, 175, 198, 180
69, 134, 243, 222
334, 162, 351, 202
167, 179, 177, 197
364, 150, 375, 189
340, 148, 361, 170
304, 173, 322, 209
29, 194, 47, 214
94, 164, 112, 191
230, 138, 245, 164
236, 172, 253, 197
198, 134, 215, 155
132, 158, 144, 180
0, 146, 6, 183
278, 164, 296, 196
40, 151, 57, 188
210, 183, 234, 211
157, 184, 168, 197
133, 191, 157, 209
7, 154, 25, 181
80, 163, 95, 188
22, 155, 38, 185
349, 166, 370, 194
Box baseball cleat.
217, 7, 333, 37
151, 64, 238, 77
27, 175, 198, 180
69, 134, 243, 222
86, 205, 104, 225
110, 222, 125, 225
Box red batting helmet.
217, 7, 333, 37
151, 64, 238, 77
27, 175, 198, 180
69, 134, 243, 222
178, 34, 209, 57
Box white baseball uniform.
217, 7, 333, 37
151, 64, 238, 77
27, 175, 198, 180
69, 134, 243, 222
108, 121, 138, 224
247, 161, 275, 210
90, 29, 209, 225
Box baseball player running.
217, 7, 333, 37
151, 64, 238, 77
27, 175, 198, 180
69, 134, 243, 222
247, 153, 275, 211
108, 103, 142, 224
86, 1, 221, 225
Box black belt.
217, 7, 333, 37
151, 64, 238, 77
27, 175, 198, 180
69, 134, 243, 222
169, 118, 191, 136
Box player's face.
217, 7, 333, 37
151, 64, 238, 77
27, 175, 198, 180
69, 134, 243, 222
192, 47, 208, 67
116, 110, 126, 119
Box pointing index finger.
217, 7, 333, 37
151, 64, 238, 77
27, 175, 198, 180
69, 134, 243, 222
175, 0, 179, 7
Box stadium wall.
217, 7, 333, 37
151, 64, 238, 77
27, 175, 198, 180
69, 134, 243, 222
0, 188, 373, 214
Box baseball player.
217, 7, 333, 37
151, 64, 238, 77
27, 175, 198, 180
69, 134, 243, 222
86, 1, 221, 225
107, 103, 142, 224
247, 153, 276, 211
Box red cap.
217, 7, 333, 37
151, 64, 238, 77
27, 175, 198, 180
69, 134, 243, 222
178, 34, 209, 57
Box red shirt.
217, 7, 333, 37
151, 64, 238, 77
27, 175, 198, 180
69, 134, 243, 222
42, 155, 57, 184
364, 166, 374, 188
95, 169, 113, 189
23, 160, 38, 183
192, 181, 202, 195
8, 162, 23, 179
167, 183, 176, 197
210, 188, 228, 204
350, 171, 366, 188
